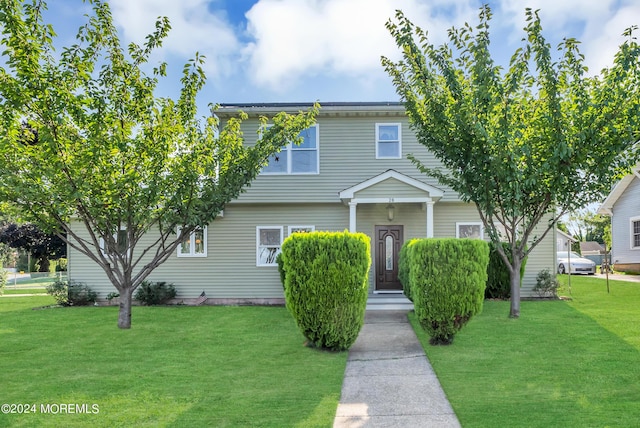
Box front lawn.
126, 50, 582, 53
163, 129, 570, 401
2, 288, 48, 295
411, 275, 640, 427
0, 297, 347, 427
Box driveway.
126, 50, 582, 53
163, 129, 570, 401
592, 273, 640, 283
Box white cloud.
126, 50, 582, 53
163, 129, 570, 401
108, 0, 241, 78
243, 0, 477, 91
496, 0, 639, 74
580, 4, 640, 74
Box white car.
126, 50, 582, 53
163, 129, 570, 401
557, 251, 596, 275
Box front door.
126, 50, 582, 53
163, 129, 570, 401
375, 225, 403, 291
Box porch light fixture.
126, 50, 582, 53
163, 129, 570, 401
386, 204, 395, 221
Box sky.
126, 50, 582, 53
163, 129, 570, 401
44, 0, 640, 114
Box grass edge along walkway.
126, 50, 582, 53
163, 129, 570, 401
410, 277, 640, 428
0, 297, 347, 428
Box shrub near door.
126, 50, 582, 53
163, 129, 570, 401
408, 238, 489, 345
281, 231, 370, 351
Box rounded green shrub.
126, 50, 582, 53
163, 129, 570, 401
281, 231, 370, 351
409, 238, 489, 345
46, 280, 97, 306
398, 239, 417, 302
134, 281, 176, 305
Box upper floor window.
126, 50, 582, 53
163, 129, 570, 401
376, 123, 401, 159
262, 125, 318, 174
178, 227, 207, 257
631, 217, 640, 249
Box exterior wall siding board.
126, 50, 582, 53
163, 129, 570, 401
611, 177, 640, 264
432, 203, 555, 296
68, 200, 554, 300
68, 204, 349, 300
232, 116, 456, 204
68, 105, 556, 302
354, 178, 433, 199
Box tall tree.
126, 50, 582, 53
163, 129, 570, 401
566, 209, 610, 244
0, 0, 317, 328
382, 6, 640, 317
0, 223, 66, 272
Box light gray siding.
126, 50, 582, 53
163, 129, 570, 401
68, 104, 556, 301
68, 204, 349, 299
230, 115, 456, 204
611, 176, 640, 264
433, 202, 555, 296
354, 178, 431, 199
68, 200, 554, 299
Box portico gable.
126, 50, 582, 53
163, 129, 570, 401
339, 170, 443, 237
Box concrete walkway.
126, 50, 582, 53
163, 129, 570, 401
334, 311, 460, 428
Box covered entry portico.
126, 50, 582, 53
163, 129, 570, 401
339, 170, 444, 296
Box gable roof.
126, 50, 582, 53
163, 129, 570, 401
598, 164, 640, 216
580, 241, 604, 254
339, 169, 444, 201
215, 102, 405, 118
557, 229, 577, 242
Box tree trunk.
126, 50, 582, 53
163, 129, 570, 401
118, 287, 133, 329
38, 256, 50, 272
509, 259, 521, 318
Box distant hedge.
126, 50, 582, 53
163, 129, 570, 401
402, 238, 489, 345
281, 231, 370, 351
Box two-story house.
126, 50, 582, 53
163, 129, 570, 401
67, 102, 555, 306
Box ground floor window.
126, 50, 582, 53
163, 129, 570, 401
632, 217, 640, 249
456, 222, 484, 239
100, 228, 129, 257
288, 225, 315, 235
257, 226, 283, 266
178, 227, 207, 257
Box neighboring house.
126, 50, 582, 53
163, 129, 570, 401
580, 241, 606, 265
580, 241, 605, 256
556, 229, 576, 253
598, 164, 640, 272
67, 102, 556, 304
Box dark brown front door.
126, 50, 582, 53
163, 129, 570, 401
375, 225, 403, 291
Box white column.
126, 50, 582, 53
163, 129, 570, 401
426, 200, 434, 238
349, 201, 357, 232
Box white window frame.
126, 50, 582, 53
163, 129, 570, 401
177, 226, 208, 258
288, 225, 315, 237
375, 123, 402, 159
100, 227, 130, 257
261, 124, 319, 175
631, 216, 640, 250
256, 226, 283, 267
456, 222, 484, 239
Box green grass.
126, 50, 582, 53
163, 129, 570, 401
10, 276, 66, 286
2, 288, 48, 295
411, 276, 640, 428
0, 297, 347, 427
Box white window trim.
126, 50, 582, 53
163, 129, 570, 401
630, 216, 640, 250
456, 222, 484, 239
261, 124, 319, 175
287, 225, 315, 237
99, 227, 130, 257
256, 226, 283, 267
177, 226, 208, 258
375, 123, 402, 159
